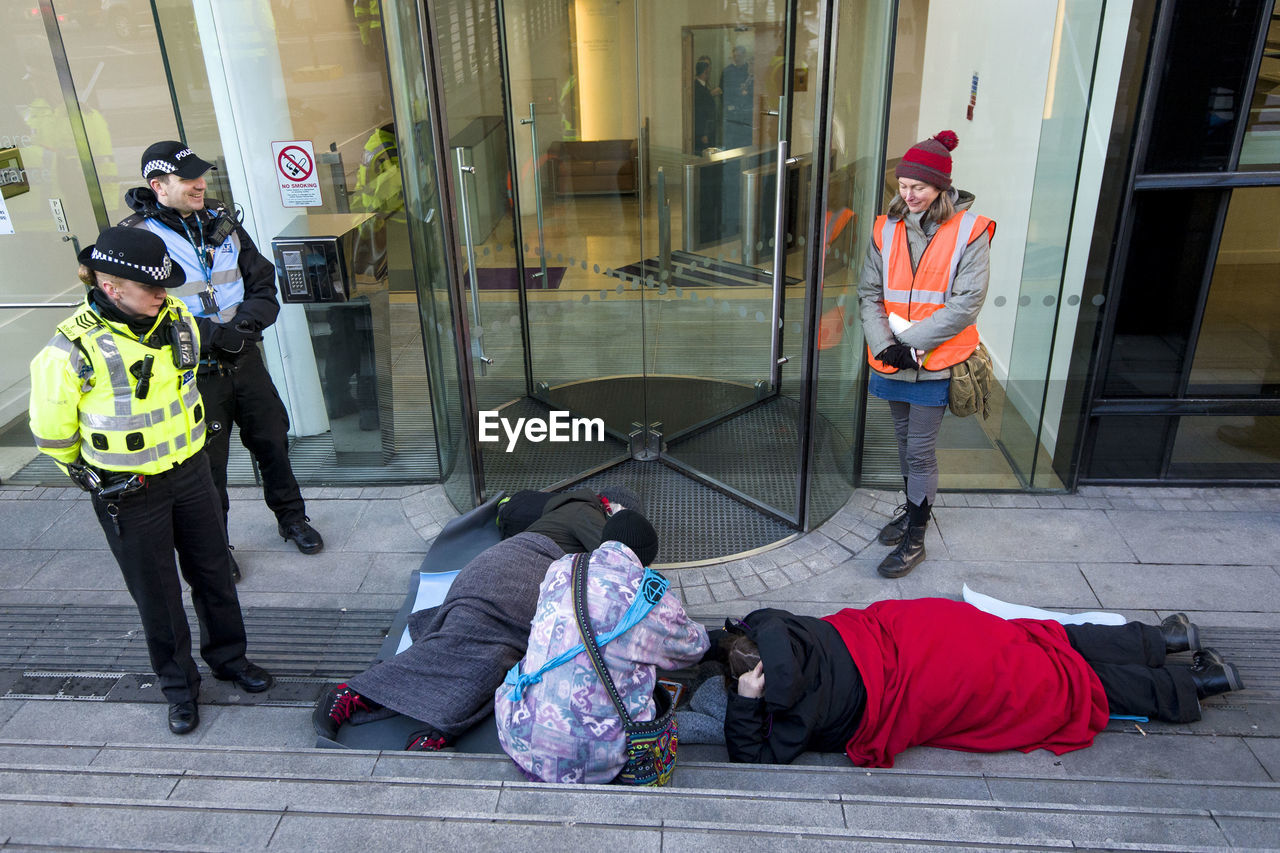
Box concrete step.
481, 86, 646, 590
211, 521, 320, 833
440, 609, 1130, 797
0, 739, 1277, 850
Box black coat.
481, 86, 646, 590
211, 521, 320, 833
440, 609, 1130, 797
121, 186, 280, 360
724, 608, 866, 764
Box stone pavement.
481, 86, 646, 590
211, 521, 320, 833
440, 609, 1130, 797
0, 482, 1278, 849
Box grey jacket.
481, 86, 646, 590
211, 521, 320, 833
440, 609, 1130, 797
857, 188, 990, 382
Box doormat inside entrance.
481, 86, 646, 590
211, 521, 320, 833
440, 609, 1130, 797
467, 266, 566, 291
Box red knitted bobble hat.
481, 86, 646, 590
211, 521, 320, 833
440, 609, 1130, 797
895, 130, 959, 191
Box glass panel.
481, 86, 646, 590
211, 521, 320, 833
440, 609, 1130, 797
1089, 415, 1170, 479
638, 2, 800, 518
998, 0, 1104, 490
1187, 187, 1280, 398
1143, 0, 1269, 173
0, 6, 103, 479
1238, 11, 1280, 169
1169, 415, 1280, 479
1102, 190, 1220, 398
807, 0, 894, 526
53, 0, 179, 222
384, 0, 474, 508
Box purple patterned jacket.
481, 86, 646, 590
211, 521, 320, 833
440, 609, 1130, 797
494, 541, 709, 783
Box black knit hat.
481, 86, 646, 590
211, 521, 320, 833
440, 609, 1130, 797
77, 227, 186, 288
602, 509, 659, 567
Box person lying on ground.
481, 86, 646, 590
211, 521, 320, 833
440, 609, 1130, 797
311, 488, 651, 750
718, 599, 1243, 767
494, 536, 709, 783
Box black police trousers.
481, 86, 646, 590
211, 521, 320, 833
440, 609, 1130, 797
1065, 622, 1201, 723
91, 450, 248, 703
199, 345, 306, 529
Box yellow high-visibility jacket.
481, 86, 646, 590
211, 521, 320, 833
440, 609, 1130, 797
29, 295, 207, 476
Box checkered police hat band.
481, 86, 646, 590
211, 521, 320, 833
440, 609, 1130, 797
91, 247, 173, 283
143, 159, 177, 177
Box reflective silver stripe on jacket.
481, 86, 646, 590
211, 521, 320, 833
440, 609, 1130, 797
880, 212, 977, 306
83, 442, 166, 468
87, 330, 134, 416
33, 435, 78, 449
878, 218, 896, 303
947, 211, 978, 290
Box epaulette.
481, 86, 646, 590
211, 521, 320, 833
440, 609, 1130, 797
56, 307, 102, 342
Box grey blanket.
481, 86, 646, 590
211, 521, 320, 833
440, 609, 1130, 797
348, 532, 565, 736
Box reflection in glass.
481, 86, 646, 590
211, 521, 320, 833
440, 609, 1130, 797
1239, 13, 1280, 168
1171, 415, 1280, 479
1187, 188, 1280, 397
1142, 0, 1269, 173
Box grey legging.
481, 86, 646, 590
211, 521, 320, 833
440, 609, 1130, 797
888, 400, 946, 507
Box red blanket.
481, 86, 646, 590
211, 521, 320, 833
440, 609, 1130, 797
823, 599, 1109, 768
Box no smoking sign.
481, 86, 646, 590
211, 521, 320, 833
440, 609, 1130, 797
271, 140, 322, 207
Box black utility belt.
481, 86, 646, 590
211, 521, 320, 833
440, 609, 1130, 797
88, 451, 201, 497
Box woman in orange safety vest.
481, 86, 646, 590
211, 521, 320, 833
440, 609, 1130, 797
857, 130, 995, 579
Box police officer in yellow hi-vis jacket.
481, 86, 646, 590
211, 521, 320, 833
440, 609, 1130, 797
28, 227, 273, 735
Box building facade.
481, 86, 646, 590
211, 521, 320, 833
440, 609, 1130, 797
1, 0, 1275, 554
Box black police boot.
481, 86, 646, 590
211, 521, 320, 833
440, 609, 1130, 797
877, 499, 929, 578
228, 545, 242, 584
279, 517, 324, 555
1191, 648, 1244, 699
168, 700, 199, 735
1160, 612, 1200, 654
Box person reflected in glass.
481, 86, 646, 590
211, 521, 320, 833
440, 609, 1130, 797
692, 58, 718, 155
719, 45, 754, 149
858, 130, 994, 578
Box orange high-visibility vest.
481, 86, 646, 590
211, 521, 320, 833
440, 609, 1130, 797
866, 209, 996, 373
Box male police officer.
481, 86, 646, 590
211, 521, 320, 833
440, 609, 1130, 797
29, 227, 273, 734
121, 141, 323, 581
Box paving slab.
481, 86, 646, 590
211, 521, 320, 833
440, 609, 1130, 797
23, 548, 128, 592
758, 558, 905, 604
1110, 510, 1280, 565
0, 700, 224, 746
25, 501, 105, 550
0, 550, 57, 589
496, 785, 847, 827
225, 548, 375, 595
1217, 812, 1280, 848
0, 741, 101, 767
358, 552, 429, 594
839, 799, 1228, 848
266, 813, 663, 852
334, 500, 431, 554
1080, 563, 1280, 612
169, 776, 502, 816
227, 498, 359, 553
937, 508, 1136, 563
983, 775, 1280, 813
1242, 736, 1280, 781
1054, 730, 1270, 783
371, 752, 528, 783
887, 561, 1103, 609
195, 705, 318, 750
674, 764, 992, 800
0, 501, 79, 550
0, 766, 177, 799
88, 745, 379, 778
0, 800, 281, 851
660, 829, 1022, 852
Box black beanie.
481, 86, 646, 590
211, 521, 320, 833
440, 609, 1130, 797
602, 509, 659, 566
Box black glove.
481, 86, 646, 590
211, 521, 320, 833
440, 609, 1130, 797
877, 343, 919, 370
210, 323, 251, 354
235, 317, 265, 342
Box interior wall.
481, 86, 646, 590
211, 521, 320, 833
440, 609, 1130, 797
914, 0, 1058, 382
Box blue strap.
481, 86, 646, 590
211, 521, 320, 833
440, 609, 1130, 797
503, 566, 669, 701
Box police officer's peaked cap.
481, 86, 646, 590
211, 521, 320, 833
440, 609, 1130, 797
141, 140, 216, 180
78, 227, 186, 288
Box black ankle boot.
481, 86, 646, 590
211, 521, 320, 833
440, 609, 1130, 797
877, 504, 909, 546
878, 499, 928, 578
877, 480, 910, 546
1160, 612, 1200, 654
1191, 647, 1244, 699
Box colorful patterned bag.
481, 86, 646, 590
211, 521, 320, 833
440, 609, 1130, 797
570, 552, 679, 786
